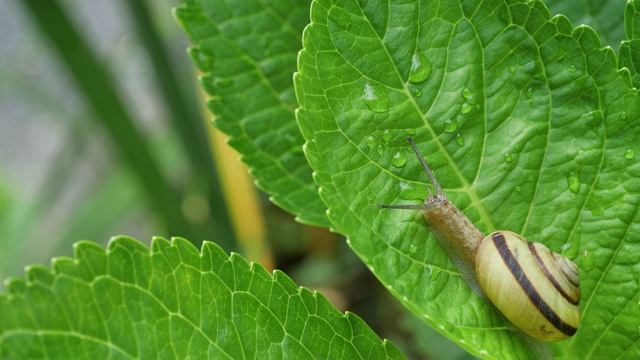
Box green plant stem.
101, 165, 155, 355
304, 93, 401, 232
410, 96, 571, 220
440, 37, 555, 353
17, 0, 196, 241
123, 0, 237, 251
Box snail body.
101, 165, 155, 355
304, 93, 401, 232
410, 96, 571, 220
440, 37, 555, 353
379, 137, 581, 342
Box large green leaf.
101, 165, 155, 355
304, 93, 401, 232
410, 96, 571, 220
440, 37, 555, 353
295, 0, 640, 358
0, 237, 403, 359
174, 0, 329, 227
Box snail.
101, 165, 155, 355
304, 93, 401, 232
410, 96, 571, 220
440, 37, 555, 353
378, 137, 581, 342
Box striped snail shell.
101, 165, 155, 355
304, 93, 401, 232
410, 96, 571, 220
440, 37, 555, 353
476, 231, 580, 341
379, 137, 581, 342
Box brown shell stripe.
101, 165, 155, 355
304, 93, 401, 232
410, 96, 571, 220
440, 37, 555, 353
491, 233, 578, 337
528, 242, 580, 305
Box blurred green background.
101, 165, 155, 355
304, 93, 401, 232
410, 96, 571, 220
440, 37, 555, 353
0, 0, 480, 358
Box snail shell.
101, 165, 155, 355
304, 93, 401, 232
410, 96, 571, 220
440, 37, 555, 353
476, 231, 581, 342
379, 137, 581, 342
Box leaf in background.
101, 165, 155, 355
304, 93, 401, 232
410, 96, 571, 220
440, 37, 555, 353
0, 237, 403, 359
547, 0, 626, 48
174, 0, 329, 227
620, 0, 640, 87
295, 0, 640, 358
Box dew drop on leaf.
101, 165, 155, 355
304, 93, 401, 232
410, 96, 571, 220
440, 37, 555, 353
405, 128, 416, 136
460, 102, 473, 114
399, 181, 413, 190
382, 129, 392, 142
508, 66, 515, 73
213, 76, 231, 88
625, 148, 635, 159
409, 244, 418, 254
412, 88, 423, 98
503, 153, 513, 163
366, 136, 376, 150
376, 144, 384, 154
391, 151, 407, 168
408, 53, 432, 83
362, 82, 389, 112
515, 186, 522, 192
567, 171, 580, 194
444, 119, 458, 133
620, 111, 628, 120
455, 133, 465, 146
581, 250, 595, 271
462, 88, 472, 99
567, 65, 577, 73
525, 88, 533, 99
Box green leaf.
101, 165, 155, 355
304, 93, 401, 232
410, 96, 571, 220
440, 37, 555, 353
548, 0, 626, 48
173, 0, 330, 227
620, 0, 640, 87
0, 237, 403, 359
296, 0, 640, 359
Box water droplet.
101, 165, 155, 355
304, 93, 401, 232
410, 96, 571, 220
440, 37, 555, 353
568, 65, 577, 73
455, 133, 465, 147
462, 88, 472, 99
570, 194, 577, 200
376, 144, 384, 154
405, 128, 416, 136
567, 171, 580, 194
503, 153, 513, 163
213, 76, 231, 88
408, 53, 432, 83
431, 265, 440, 279
382, 129, 392, 142
625, 149, 635, 159
515, 186, 522, 192
409, 244, 418, 253
444, 119, 458, 133
391, 151, 407, 167
399, 181, 413, 190
525, 88, 533, 99
582, 110, 596, 120
508, 66, 515, 73
620, 111, 627, 120
362, 83, 389, 112
412, 88, 423, 97
460, 102, 473, 114
366, 136, 376, 149
581, 250, 595, 271
560, 243, 571, 251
